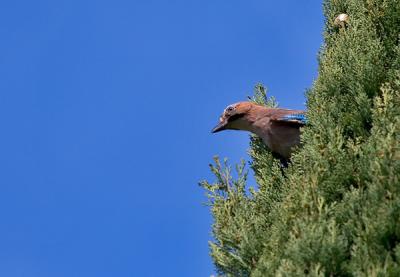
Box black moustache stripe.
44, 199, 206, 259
228, 113, 245, 122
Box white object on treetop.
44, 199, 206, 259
334, 13, 349, 27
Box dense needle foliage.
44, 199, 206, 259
200, 0, 400, 275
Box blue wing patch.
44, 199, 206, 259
280, 113, 307, 124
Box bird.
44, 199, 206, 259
211, 102, 306, 166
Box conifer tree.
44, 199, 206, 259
201, 0, 400, 275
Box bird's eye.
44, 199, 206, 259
226, 106, 235, 112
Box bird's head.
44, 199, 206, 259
211, 102, 255, 133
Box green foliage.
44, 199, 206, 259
201, 0, 400, 275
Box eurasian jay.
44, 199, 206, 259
212, 102, 306, 166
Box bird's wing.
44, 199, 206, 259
270, 111, 307, 126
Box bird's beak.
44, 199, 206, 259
211, 120, 227, 133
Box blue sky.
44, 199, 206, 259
0, 1, 323, 276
